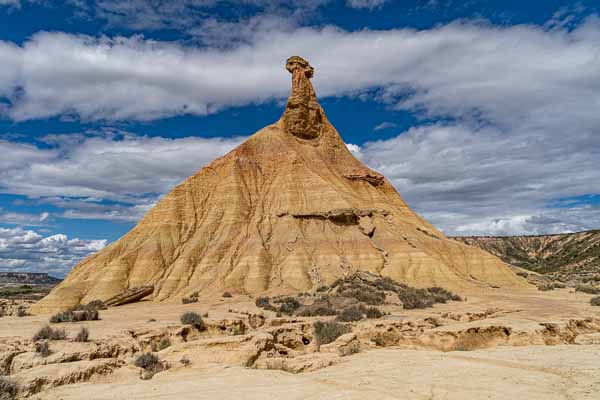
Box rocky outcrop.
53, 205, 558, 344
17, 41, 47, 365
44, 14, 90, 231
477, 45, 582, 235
33, 56, 528, 314
104, 286, 154, 307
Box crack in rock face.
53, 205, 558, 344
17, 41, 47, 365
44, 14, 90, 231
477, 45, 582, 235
282, 56, 324, 140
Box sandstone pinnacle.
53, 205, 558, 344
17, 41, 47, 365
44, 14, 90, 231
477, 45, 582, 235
32, 57, 528, 313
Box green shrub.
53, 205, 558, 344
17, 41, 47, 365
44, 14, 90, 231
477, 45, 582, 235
314, 321, 351, 345
134, 353, 168, 380
50, 308, 99, 323
364, 306, 384, 319
0, 376, 18, 400
591, 296, 600, 306
33, 325, 67, 341
35, 341, 50, 357
158, 337, 171, 350
135, 353, 159, 369
576, 284, 600, 294
296, 305, 337, 317
180, 312, 204, 329
255, 296, 271, 309
538, 283, 556, 291
336, 306, 364, 322
274, 297, 301, 315
74, 327, 89, 342
337, 286, 386, 305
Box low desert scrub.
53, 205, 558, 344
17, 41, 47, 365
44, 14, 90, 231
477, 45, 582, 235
157, 337, 171, 350
33, 325, 67, 341
35, 341, 51, 357
181, 297, 198, 304
255, 296, 274, 310
336, 306, 364, 322
0, 376, 18, 400
180, 312, 204, 329
50, 302, 102, 323
182, 291, 200, 304
296, 305, 338, 317
74, 327, 89, 342
179, 356, 191, 366
538, 282, 566, 291
576, 284, 600, 295
222, 291, 233, 298
134, 353, 168, 380
273, 297, 301, 315
314, 321, 351, 345
516, 271, 529, 278
16, 307, 27, 317
329, 274, 461, 310
591, 296, 600, 306
336, 305, 384, 322
336, 283, 386, 305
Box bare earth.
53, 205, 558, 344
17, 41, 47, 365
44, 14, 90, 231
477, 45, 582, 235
2, 287, 599, 399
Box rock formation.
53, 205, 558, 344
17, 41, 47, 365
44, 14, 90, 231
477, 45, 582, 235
32, 57, 528, 313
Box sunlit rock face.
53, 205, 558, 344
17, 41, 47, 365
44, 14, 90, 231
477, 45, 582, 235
32, 57, 528, 313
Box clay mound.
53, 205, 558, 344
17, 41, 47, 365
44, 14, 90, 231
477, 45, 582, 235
33, 56, 528, 313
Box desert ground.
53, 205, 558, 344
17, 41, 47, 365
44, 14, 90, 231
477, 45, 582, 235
2, 283, 599, 399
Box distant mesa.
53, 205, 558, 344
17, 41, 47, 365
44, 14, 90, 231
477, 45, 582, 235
0, 272, 62, 285
32, 57, 528, 313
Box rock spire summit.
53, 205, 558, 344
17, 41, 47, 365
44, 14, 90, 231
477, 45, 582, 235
282, 56, 324, 140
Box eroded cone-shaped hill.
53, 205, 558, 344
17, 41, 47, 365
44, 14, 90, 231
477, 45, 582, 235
33, 57, 528, 313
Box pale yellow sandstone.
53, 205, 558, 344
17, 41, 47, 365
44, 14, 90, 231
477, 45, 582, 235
32, 57, 528, 314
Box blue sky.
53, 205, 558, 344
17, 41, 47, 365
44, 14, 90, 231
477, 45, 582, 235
1, 0, 599, 276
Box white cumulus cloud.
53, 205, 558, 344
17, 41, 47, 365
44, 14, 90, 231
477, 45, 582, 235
0, 226, 106, 277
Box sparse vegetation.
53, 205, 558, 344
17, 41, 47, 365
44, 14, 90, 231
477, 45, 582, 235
336, 306, 364, 322
180, 312, 204, 329
273, 297, 301, 315
576, 284, 600, 295
336, 305, 384, 322
255, 296, 273, 310
158, 337, 171, 350
591, 296, 600, 306
33, 325, 67, 341
0, 376, 18, 400
296, 305, 338, 317
182, 291, 200, 304
222, 291, 233, 298
134, 352, 168, 379
314, 321, 351, 345
135, 352, 159, 369
364, 306, 384, 319
35, 341, 51, 357
49, 302, 102, 323
537, 282, 566, 291
179, 356, 191, 366
74, 327, 89, 342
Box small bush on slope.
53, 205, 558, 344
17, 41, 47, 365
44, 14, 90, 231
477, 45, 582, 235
336, 306, 364, 322
74, 327, 89, 342
0, 376, 18, 400
576, 284, 600, 295
314, 321, 351, 345
33, 325, 66, 341
591, 296, 600, 306
180, 312, 204, 329
35, 341, 50, 357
